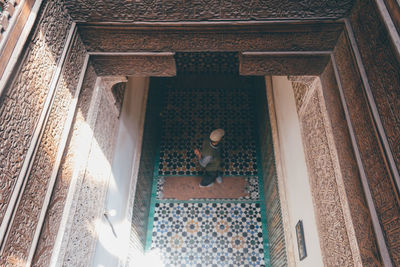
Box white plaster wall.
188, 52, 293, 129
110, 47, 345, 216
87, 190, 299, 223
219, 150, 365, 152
92, 77, 149, 267
271, 76, 323, 267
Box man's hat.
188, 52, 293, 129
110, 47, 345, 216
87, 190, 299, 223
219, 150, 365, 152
210, 129, 225, 142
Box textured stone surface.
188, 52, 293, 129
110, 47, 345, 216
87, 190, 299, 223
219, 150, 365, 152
320, 62, 382, 266
0, 0, 72, 228
299, 83, 354, 267
0, 33, 87, 266
78, 23, 344, 52
90, 54, 176, 76
239, 54, 330, 75
64, 0, 353, 22
334, 31, 400, 264
32, 64, 98, 267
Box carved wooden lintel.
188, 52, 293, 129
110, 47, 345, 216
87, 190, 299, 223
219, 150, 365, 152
90, 53, 176, 77
239, 52, 330, 76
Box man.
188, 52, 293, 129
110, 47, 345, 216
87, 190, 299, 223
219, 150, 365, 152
194, 128, 225, 187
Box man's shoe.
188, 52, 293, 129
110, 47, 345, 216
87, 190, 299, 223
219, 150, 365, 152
199, 182, 214, 188
216, 176, 222, 184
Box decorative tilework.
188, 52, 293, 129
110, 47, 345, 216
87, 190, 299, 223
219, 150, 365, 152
151, 203, 266, 267
158, 76, 258, 176
156, 176, 260, 201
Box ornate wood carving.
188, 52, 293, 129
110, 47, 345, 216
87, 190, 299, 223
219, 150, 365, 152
350, 0, 400, 199
0, 34, 87, 266
90, 54, 176, 76
239, 53, 330, 75
78, 23, 344, 53
334, 30, 400, 264
0, 0, 73, 237
64, 0, 353, 22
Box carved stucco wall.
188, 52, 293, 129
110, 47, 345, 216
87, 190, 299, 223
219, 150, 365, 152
0, 31, 87, 267
0, 0, 72, 229
59, 83, 120, 266
291, 77, 355, 266
32, 64, 98, 267
64, 0, 353, 22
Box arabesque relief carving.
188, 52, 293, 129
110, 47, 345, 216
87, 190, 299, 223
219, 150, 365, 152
0, 33, 87, 266
0, 0, 72, 234
64, 0, 353, 22
79, 24, 344, 53
297, 82, 354, 266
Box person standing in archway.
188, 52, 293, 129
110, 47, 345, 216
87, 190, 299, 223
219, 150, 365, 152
194, 129, 225, 187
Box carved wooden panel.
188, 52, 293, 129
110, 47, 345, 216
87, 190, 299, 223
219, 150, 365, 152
0, 34, 87, 266
334, 31, 400, 264
0, 0, 72, 231
64, 0, 353, 22
239, 53, 330, 75
78, 23, 344, 53
350, 0, 400, 209
90, 54, 176, 76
